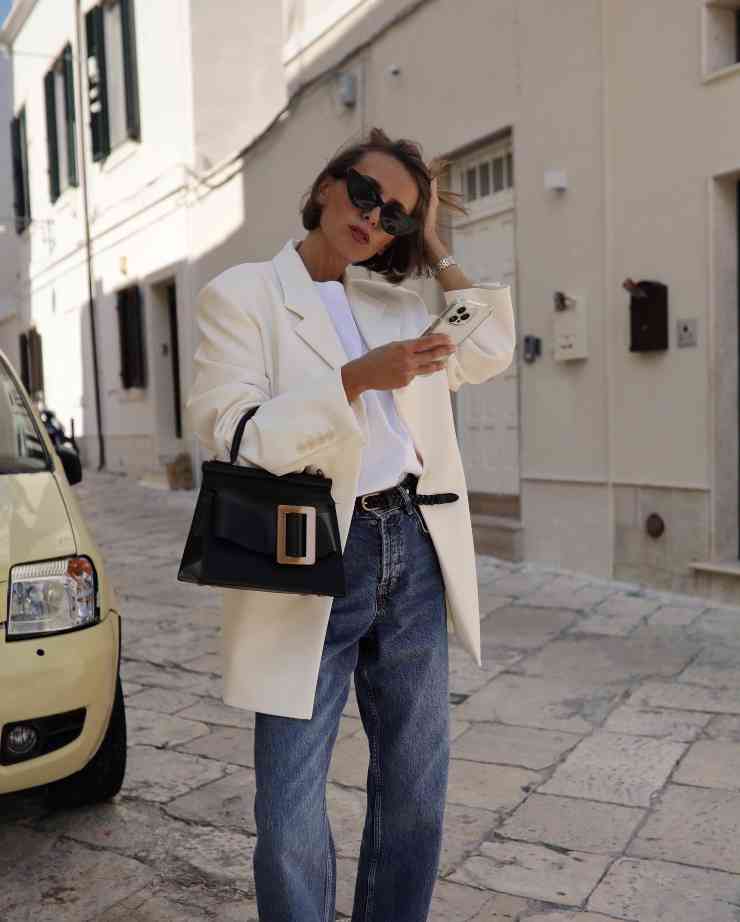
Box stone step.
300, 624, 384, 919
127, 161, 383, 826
689, 559, 740, 605
471, 514, 524, 562
137, 469, 171, 490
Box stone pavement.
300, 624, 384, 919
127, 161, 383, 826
2, 470, 740, 921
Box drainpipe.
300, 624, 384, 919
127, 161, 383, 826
74, 0, 105, 469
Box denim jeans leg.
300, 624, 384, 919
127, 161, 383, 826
253, 684, 346, 922
351, 507, 449, 922
253, 511, 382, 922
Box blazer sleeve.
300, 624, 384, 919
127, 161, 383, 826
185, 281, 366, 476
435, 286, 517, 392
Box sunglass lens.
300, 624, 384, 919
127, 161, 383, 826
381, 209, 417, 236
347, 171, 379, 212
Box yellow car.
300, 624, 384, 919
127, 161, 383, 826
0, 349, 125, 807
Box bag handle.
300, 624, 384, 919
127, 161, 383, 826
229, 406, 260, 465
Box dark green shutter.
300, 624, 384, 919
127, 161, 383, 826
85, 5, 110, 161
10, 116, 23, 231
28, 328, 44, 396
18, 332, 30, 391
116, 290, 127, 387
128, 286, 146, 388
117, 286, 146, 389
44, 69, 60, 203
120, 0, 141, 141
62, 45, 78, 187
10, 111, 30, 234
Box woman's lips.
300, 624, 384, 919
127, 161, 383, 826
349, 225, 369, 244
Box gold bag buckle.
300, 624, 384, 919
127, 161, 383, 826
276, 505, 317, 565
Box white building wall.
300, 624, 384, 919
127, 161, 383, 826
0, 52, 20, 369
5, 0, 196, 473
190, 0, 285, 169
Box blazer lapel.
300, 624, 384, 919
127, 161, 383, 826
273, 240, 349, 370
273, 239, 402, 367
272, 239, 422, 467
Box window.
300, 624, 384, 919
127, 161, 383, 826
0, 356, 51, 474
44, 45, 78, 203
704, 2, 740, 75
461, 147, 514, 205
116, 285, 146, 389
18, 328, 44, 399
86, 0, 140, 161
10, 108, 31, 234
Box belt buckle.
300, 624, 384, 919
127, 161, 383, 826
360, 492, 381, 512
276, 505, 317, 565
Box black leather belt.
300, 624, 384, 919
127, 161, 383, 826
354, 474, 459, 514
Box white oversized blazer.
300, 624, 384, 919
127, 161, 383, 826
186, 239, 516, 719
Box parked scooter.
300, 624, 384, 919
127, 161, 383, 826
38, 404, 79, 455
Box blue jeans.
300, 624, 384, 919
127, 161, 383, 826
253, 489, 450, 922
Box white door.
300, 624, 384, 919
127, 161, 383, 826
452, 144, 519, 496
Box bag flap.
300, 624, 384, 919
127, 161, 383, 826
211, 489, 339, 558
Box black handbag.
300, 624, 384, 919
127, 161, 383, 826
177, 407, 346, 597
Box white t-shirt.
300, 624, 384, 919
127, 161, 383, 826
314, 279, 423, 496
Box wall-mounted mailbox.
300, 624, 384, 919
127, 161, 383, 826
627, 279, 668, 352
553, 293, 588, 361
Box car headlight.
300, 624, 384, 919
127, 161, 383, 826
7, 557, 99, 640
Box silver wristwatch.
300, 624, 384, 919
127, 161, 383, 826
430, 254, 457, 277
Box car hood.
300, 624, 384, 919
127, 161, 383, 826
0, 473, 77, 619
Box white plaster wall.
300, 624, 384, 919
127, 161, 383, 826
0, 52, 21, 368
79, 0, 195, 240
8, 0, 195, 456
190, 0, 286, 168
85, 196, 190, 439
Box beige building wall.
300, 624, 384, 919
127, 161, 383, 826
605, 0, 735, 594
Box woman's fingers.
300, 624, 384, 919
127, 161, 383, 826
411, 334, 454, 353
416, 359, 449, 376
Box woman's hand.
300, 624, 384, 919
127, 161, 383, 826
342, 334, 456, 402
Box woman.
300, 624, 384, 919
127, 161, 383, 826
186, 127, 516, 922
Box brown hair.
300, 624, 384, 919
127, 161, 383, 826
300, 127, 466, 285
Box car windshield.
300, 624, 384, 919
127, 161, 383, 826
0, 357, 51, 474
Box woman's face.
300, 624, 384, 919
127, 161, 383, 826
318, 151, 420, 263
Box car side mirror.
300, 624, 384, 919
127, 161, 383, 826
57, 444, 82, 485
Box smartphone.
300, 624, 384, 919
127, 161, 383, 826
422, 295, 495, 346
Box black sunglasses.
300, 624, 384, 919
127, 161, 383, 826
345, 168, 419, 237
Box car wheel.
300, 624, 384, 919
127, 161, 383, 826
45, 675, 127, 809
